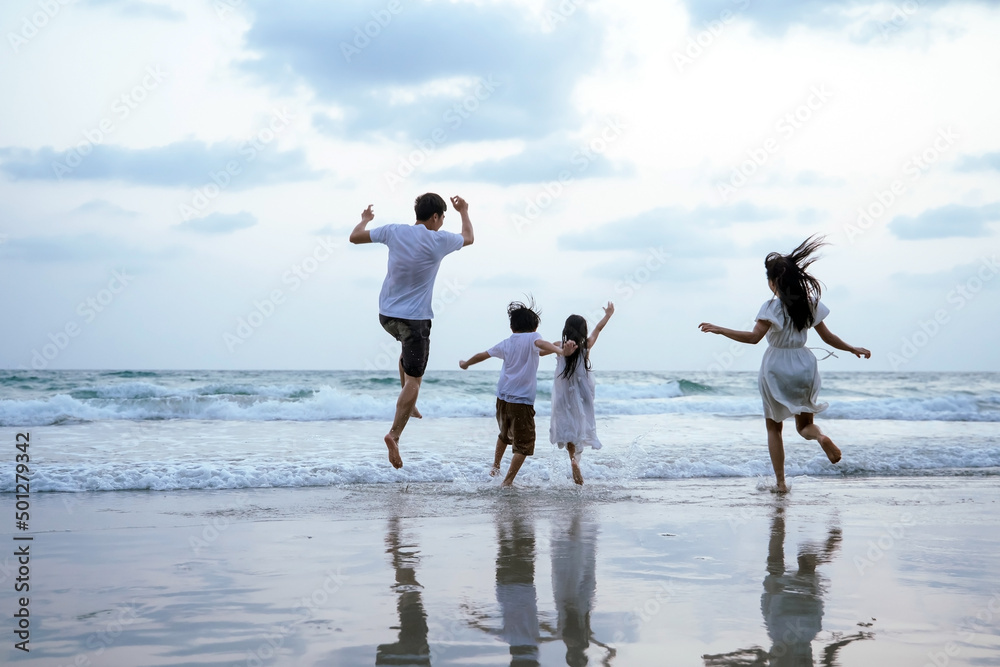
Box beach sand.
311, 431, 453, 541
4, 476, 999, 666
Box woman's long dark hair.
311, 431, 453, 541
765, 235, 826, 331
560, 315, 591, 380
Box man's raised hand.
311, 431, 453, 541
362, 205, 375, 223
450, 196, 468, 213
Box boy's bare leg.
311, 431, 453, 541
398, 358, 422, 419
384, 373, 422, 469
566, 443, 583, 485
795, 413, 841, 463
491, 438, 507, 477
765, 418, 788, 493
502, 453, 527, 487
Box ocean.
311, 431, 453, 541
1, 369, 998, 493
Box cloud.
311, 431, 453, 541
890, 203, 1000, 240
83, 0, 185, 20
72, 199, 138, 217
0, 233, 179, 262
559, 203, 784, 253
241, 0, 605, 142
430, 130, 630, 185
956, 152, 1000, 172
176, 211, 257, 234
0, 140, 321, 189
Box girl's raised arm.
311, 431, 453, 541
587, 302, 615, 349
814, 322, 871, 359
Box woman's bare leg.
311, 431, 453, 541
766, 418, 788, 493
566, 443, 583, 485
795, 413, 841, 464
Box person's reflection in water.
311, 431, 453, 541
495, 509, 542, 666
551, 508, 616, 667
703, 507, 871, 667
376, 516, 431, 666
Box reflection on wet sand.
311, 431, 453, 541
495, 510, 543, 665
376, 516, 431, 666
551, 507, 616, 667
703, 507, 872, 667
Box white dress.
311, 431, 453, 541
756, 298, 831, 422
550, 355, 602, 450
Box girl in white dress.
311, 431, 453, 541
547, 302, 614, 485
699, 237, 871, 493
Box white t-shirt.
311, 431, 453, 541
488, 332, 542, 405
369, 223, 464, 320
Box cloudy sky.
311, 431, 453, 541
1, 0, 998, 372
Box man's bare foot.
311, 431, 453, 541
490, 465, 501, 477
384, 433, 403, 469
570, 461, 584, 485
410, 405, 423, 419
819, 435, 842, 464
773, 481, 789, 494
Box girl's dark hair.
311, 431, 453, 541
765, 235, 827, 331
414, 193, 447, 221
507, 298, 541, 333
560, 315, 591, 380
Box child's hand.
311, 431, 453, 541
450, 196, 469, 213
851, 346, 872, 359
459, 359, 469, 370
603, 302, 615, 317
562, 340, 578, 355
361, 205, 374, 223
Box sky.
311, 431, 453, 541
1, 0, 998, 372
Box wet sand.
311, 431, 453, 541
3, 477, 999, 666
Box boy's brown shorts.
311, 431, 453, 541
496, 398, 535, 456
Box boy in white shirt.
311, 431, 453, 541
460, 301, 577, 486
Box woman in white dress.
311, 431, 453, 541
699, 237, 871, 493
547, 302, 614, 485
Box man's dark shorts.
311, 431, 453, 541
496, 398, 536, 456
379, 315, 432, 378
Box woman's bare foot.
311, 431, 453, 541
773, 481, 789, 494
384, 433, 403, 469
410, 405, 423, 419
571, 461, 584, 486
819, 435, 842, 464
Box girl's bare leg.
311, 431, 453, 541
766, 418, 788, 493
566, 443, 583, 485
795, 413, 841, 464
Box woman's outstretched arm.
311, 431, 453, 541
814, 322, 871, 358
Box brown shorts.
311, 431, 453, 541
496, 398, 536, 456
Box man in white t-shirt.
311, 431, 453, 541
350, 193, 474, 469
459, 301, 577, 486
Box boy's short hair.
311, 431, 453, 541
507, 299, 541, 333
414, 193, 447, 221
